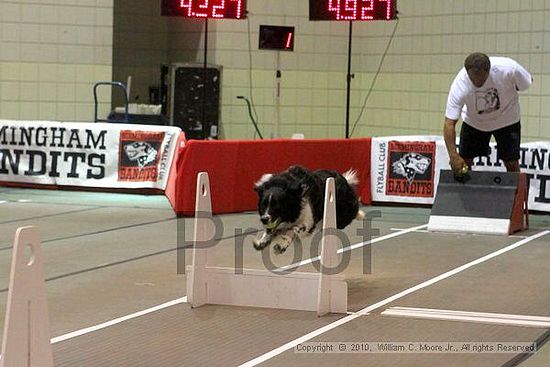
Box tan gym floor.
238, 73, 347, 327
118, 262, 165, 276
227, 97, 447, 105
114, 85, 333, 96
0, 187, 548, 366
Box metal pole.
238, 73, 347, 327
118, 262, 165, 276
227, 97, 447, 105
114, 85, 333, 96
345, 21, 353, 139
202, 18, 208, 139
274, 51, 281, 138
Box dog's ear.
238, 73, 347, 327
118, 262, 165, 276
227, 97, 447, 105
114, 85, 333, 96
288, 165, 306, 175
254, 173, 272, 194
255, 174, 272, 187
254, 181, 265, 195
254, 184, 264, 195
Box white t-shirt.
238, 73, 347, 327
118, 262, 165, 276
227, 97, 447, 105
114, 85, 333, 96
445, 57, 532, 131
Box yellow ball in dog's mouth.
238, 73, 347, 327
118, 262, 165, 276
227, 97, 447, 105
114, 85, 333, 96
266, 218, 281, 230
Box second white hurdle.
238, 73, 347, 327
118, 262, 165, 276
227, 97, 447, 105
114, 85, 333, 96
186, 172, 348, 316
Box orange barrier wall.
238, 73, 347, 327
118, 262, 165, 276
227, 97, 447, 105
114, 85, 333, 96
170, 138, 372, 216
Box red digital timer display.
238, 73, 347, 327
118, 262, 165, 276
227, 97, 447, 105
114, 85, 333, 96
309, 0, 397, 21
259, 26, 295, 51
161, 0, 247, 19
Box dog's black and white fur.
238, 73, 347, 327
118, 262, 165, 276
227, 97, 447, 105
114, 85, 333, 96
253, 165, 364, 254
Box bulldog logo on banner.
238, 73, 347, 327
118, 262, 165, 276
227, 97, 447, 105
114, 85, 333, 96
386, 141, 436, 198
118, 130, 165, 182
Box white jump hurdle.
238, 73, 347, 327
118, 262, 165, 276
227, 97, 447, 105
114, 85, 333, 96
1, 226, 53, 367
186, 172, 348, 316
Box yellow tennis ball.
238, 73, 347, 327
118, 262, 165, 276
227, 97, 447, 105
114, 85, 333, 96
266, 218, 281, 230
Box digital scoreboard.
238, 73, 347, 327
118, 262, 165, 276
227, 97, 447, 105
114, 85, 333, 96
161, 0, 247, 19
309, 0, 397, 21
259, 26, 295, 51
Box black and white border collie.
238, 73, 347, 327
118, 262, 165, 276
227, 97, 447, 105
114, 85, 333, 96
253, 165, 365, 254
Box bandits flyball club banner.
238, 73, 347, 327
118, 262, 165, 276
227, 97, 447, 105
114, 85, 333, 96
371, 136, 448, 205
0, 120, 182, 190
371, 136, 550, 213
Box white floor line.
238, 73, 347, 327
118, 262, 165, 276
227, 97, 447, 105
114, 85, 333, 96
382, 306, 550, 328
389, 227, 527, 239
276, 223, 428, 272
390, 227, 430, 233
238, 229, 550, 367
50, 297, 187, 344
47, 223, 425, 345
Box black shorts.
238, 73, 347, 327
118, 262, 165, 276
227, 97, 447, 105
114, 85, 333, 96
459, 121, 521, 161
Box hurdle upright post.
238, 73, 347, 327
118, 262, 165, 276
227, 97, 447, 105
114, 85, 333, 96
1, 226, 53, 367
187, 172, 212, 308
317, 178, 339, 316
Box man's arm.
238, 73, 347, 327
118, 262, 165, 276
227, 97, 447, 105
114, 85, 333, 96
513, 60, 533, 91
443, 117, 466, 173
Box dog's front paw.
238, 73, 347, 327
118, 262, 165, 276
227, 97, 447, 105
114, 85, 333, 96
273, 235, 292, 254
273, 243, 287, 254
253, 232, 271, 251
253, 239, 267, 251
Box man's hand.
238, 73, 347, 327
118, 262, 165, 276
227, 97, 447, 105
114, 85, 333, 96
449, 153, 467, 174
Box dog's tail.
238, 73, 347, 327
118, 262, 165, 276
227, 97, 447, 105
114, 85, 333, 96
343, 169, 364, 220
343, 169, 359, 187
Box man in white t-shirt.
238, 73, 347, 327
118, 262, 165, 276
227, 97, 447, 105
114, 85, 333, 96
444, 52, 532, 173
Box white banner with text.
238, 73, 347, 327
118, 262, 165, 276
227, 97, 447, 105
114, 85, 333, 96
0, 120, 182, 190
371, 136, 550, 212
